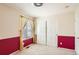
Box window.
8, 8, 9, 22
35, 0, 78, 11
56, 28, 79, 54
22, 20, 32, 40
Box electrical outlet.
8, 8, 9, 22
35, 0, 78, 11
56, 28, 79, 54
60, 42, 62, 45
22, 42, 24, 45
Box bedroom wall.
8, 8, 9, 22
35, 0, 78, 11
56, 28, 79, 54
37, 11, 75, 49
57, 11, 75, 36
47, 11, 75, 48
47, 16, 58, 47
36, 16, 58, 47
0, 4, 27, 55
56, 11, 75, 49
0, 4, 23, 39
75, 6, 79, 54
37, 17, 46, 45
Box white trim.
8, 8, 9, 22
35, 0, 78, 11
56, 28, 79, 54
10, 50, 20, 55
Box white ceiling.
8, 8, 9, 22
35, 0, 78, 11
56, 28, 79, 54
3, 3, 79, 17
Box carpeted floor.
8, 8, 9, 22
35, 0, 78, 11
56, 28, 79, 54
14, 44, 76, 55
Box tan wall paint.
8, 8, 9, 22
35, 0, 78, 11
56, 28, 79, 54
36, 11, 75, 47
0, 5, 26, 39
0, 4, 75, 40
75, 6, 79, 54
56, 11, 75, 36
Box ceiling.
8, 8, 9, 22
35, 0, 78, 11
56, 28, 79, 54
3, 3, 79, 17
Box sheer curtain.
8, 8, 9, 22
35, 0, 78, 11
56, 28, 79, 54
19, 16, 33, 50
22, 20, 32, 40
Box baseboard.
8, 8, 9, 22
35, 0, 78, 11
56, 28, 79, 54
10, 44, 33, 55
10, 50, 20, 55
23, 44, 33, 48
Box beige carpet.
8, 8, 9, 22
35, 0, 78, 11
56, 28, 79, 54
15, 44, 76, 55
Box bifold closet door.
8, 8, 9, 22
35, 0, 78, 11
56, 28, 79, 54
37, 19, 46, 45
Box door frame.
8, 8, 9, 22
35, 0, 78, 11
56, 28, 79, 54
19, 15, 36, 50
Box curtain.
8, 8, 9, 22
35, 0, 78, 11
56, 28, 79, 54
20, 16, 33, 40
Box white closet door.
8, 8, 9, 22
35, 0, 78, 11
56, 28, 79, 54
47, 18, 57, 47
37, 19, 46, 45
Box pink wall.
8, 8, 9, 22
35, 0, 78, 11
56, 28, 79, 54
58, 36, 75, 50
0, 37, 20, 55
23, 38, 33, 47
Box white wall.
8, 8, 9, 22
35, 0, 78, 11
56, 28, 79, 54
37, 17, 46, 45
37, 16, 58, 47
0, 5, 26, 39
0, 4, 75, 48
47, 12, 75, 47
75, 6, 79, 54
47, 16, 58, 47
37, 11, 75, 47
57, 11, 75, 36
